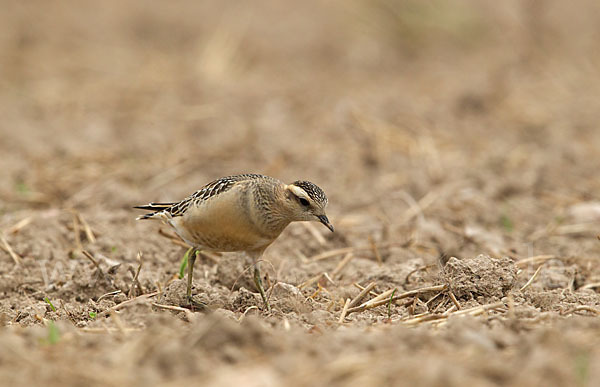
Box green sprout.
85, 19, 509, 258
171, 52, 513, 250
15, 181, 30, 195
575, 352, 589, 387
387, 289, 397, 318
44, 297, 57, 312
88, 311, 97, 319
179, 247, 193, 279
45, 321, 60, 345
500, 214, 514, 233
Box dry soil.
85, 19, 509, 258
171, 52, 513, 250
1, 1, 600, 386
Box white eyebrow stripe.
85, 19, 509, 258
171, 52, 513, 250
287, 185, 310, 199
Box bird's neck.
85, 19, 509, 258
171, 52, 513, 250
250, 181, 292, 238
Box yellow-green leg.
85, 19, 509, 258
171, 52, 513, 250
185, 249, 205, 309
186, 248, 196, 302
253, 263, 271, 312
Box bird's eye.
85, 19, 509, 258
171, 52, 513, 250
298, 197, 310, 206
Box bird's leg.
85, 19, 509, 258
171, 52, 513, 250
253, 262, 271, 312
185, 248, 205, 309
186, 248, 196, 301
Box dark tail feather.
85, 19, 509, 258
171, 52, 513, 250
133, 202, 174, 211
134, 202, 174, 220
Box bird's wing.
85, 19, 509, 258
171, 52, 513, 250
134, 174, 265, 220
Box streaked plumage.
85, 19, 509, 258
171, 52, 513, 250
134, 173, 333, 310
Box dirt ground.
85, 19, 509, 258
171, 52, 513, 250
1, 1, 600, 386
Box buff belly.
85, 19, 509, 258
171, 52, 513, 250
168, 191, 272, 252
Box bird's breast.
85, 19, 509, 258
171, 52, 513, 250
170, 189, 276, 252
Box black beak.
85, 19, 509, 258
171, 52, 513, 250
317, 215, 334, 232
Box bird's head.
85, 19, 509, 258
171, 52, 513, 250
284, 180, 333, 232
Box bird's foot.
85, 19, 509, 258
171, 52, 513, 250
260, 293, 271, 313
183, 295, 207, 311
255, 279, 271, 312
253, 267, 271, 313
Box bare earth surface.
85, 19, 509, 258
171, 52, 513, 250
1, 1, 600, 386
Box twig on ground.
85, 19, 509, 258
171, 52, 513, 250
394, 284, 446, 301
441, 304, 456, 315
366, 288, 397, 305
348, 282, 377, 309
581, 282, 600, 290
60, 300, 77, 324
424, 290, 445, 306
403, 313, 446, 326
238, 306, 259, 323
408, 296, 417, 315
516, 255, 556, 269
399, 298, 416, 310
354, 282, 379, 297
128, 251, 144, 298
404, 301, 505, 326
77, 213, 97, 244
71, 211, 83, 252
561, 305, 600, 316
554, 223, 598, 235
507, 293, 515, 319
0, 234, 22, 265
152, 302, 194, 320
82, 250, 105, 278
7, 217, 32, 234
448, 291, 461, 310
156, 281, 164, 303
96, 291, 158, 318
451, 301, 505, 317
338, 298, 351, 323
308, 283, 325, 300
347, 284, 447, 315
298, 272, 335, 290
405, 264, 437, 284
368, 235, 383, 265
97, 290, 121, 302
332, 253, 354, 278
520, 264, 544, 291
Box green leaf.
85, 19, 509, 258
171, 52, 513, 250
44, 297, 57, 312
46, 321, 60, 345
15, 181, 30, 194
179, 247, 192, 279
575, 352, 589, 387
89, 311, 97, 319
500, 214, 514, 233
387, 289, 397, 318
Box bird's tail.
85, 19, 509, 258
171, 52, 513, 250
133, 203, 174, 220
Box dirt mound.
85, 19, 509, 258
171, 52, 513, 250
442, 255, 518, 301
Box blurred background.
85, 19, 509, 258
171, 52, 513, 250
3, 2, 600, 386
1, 0, 600, 262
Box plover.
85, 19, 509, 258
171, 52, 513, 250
135, 174, 333, 310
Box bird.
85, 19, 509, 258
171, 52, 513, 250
134, 173, 333, 311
